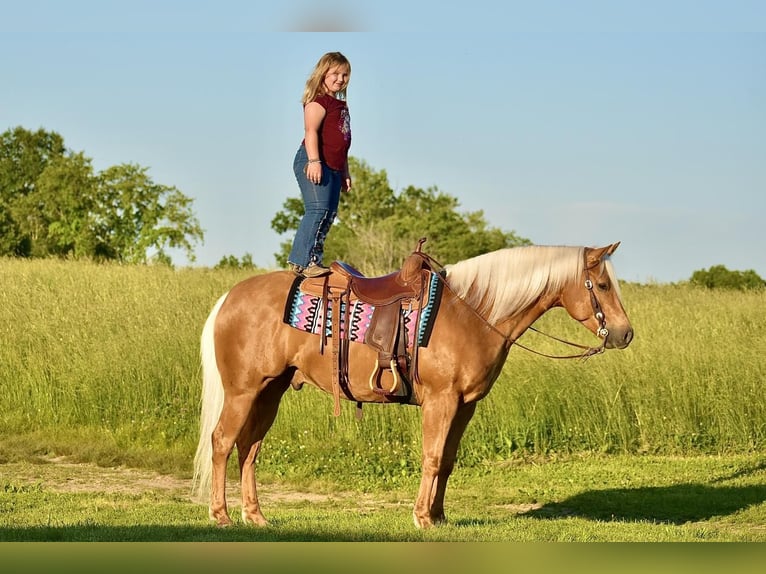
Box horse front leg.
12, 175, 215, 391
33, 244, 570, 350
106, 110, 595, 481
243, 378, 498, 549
413, 395, 476, 528
428, 401, 477, 523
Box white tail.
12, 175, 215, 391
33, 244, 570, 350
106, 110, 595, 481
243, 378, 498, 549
191, 293, 228, 501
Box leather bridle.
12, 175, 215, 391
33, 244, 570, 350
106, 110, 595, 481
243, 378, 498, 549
583, 256, 610, 340
519, 255, 610, 360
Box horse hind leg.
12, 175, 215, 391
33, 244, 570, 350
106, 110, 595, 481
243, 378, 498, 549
209, 389, 258, 527
236, 376, 291, 526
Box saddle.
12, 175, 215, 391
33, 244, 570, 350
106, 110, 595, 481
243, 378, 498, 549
299, 238, 437, 417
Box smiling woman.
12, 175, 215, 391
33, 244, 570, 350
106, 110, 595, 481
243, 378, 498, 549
287, 51, 353, 278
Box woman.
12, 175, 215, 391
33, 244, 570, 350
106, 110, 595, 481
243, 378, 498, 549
287, 52, 352, 278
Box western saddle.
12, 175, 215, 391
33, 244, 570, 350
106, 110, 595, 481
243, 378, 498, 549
298, 238, 438, 417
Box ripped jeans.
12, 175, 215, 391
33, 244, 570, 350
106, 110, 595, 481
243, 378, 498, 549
287, 144, 342, 268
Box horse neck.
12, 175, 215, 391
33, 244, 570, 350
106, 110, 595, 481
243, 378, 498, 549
497, 292, 560, 342
444, 246, 582, 341
446, 277, 560, 343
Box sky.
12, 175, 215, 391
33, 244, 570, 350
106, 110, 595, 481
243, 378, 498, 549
2, 1, 764, 283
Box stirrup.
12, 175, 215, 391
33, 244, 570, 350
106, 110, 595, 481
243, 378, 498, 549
368, 359, 399, 395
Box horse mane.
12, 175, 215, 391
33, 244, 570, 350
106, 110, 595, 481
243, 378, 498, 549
444, 245, 590, 324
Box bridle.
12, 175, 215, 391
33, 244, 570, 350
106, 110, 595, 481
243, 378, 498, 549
425, 249, 611, 361
520, 255, 609, 360
583, 255, 610, 340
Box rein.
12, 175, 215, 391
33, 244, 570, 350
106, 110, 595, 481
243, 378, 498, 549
415, 248, 608, 361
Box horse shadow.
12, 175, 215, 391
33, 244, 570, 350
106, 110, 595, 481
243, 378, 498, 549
523, 462, 766, 524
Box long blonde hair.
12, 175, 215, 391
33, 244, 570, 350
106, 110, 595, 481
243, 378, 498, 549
301, 52, 351, 104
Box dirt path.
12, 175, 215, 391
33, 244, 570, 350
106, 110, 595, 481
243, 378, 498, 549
4, 457, 193, 496
0, 456, 395, 509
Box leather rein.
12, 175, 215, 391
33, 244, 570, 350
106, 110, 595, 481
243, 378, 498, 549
418, 249, 609, 361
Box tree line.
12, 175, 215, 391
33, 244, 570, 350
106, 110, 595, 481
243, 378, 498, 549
2, 126, 763, 287
1, 126, 530, 271
0, 127, 203, 264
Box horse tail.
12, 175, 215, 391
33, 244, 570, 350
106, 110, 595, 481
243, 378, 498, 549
191, 293, 228, 501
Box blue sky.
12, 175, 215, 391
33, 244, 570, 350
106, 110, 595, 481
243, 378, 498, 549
2, 1, 764, 283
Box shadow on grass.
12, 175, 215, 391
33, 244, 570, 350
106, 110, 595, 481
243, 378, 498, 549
526, 482, 766, 524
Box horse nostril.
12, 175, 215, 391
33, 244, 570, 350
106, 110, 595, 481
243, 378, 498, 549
624, 329, 634, 346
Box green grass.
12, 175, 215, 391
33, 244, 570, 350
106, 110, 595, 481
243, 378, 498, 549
1, 258, 765, 543
1, 453, 765, 541
1, 258, 765, 482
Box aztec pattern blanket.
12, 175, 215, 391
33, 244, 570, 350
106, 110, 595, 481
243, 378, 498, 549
283, 272, 443, 349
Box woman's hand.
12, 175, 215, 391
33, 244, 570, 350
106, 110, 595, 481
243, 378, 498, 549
306, 162, 322, 184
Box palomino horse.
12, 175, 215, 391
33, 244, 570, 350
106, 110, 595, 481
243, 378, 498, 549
192, 243, 633, 528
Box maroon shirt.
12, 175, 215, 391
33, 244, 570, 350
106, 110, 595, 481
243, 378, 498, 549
304, 94, 351, 172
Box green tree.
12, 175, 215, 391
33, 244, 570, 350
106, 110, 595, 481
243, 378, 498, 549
0, 126, 204, 263
271, 157, 530, 274
93, 163, 204, 263
214, 253, 256, 270
0, 127, 67, 255
28, 153, 100, 257
690, 265, 765, 290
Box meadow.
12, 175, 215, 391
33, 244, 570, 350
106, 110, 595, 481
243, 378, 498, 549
1, 257, 765, 541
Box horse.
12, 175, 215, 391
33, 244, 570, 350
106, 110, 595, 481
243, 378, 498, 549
191, 242, 633, 528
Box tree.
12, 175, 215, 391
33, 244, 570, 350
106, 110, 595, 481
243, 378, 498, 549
690, 265, 765, 290
271, 157, 530, 274
92, 163, 204, 263
0, 127, 66, 255
215, 253, 256, 270
0, 126, 204, 263
30, 152, 98, 257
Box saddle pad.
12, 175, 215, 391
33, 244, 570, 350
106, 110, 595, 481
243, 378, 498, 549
282, 271, 443, 348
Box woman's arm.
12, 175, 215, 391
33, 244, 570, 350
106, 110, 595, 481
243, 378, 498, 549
303, 102, 325, 184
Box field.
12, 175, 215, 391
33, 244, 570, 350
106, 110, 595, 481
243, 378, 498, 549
1, 258, 765, 542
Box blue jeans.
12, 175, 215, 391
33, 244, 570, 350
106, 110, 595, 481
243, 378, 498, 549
288, 144, 342, 268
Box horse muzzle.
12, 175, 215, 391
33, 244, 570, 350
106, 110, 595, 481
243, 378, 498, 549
604, 325, 634, 350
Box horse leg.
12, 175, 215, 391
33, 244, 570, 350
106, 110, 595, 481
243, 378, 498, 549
413, 394, 476, 528
236, 377, 291, 526
428, 401, 477, 523
209, 389, 258, 527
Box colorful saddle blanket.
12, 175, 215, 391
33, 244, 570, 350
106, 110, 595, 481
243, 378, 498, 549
283, 271, 443, 348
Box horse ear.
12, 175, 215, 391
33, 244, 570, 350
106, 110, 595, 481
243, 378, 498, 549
586, 243, 619, 267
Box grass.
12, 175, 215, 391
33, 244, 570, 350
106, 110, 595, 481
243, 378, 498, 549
2, 453, 765, 541
1, 258, 765, 542
2, 259, 765, 474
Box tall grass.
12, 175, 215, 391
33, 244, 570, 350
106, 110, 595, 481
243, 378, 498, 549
1, 258, 764, 481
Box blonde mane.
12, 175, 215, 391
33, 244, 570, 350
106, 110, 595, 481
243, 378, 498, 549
444, 245, 587, 324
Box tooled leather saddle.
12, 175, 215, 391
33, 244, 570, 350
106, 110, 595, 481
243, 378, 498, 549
296, 238, 441, 416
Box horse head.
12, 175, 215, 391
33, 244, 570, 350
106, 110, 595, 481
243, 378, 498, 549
559, 242, 634, 350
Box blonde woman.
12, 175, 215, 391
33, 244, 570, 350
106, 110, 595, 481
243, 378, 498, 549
287, 52, 352, 278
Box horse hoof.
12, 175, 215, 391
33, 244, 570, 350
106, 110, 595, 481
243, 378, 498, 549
210, 510, 234, 528
241, 512, 270, 527
413, 510, 446, 529
412, 513, 434, 529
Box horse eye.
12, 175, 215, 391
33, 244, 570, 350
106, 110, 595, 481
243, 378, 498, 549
597, 282, 609, 291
